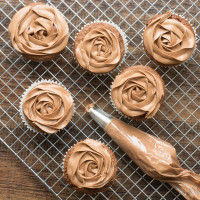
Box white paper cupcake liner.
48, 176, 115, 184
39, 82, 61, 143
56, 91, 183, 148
74, 20, 128, 76
61, 139, 117, 194
142, 11, 197, 68
62, 143, 74, 173
19, 79, 75, 135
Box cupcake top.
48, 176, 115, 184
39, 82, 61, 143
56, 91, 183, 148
75, 22, 125, 74
65, 139, 116, 189
111, 66, 165, 119
8, 3, 69, 56
143, 10, 195, 66
22, 82, 73, 134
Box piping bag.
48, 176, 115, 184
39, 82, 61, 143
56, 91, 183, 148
86, 104, 200, 200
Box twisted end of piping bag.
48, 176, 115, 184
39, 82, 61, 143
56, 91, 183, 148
85, 103, 200, 200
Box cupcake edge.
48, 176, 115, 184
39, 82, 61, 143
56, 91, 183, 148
110, 65, 166, 121
142, 12, 197, 67
62, 139, 118, 194
19, 79, 75, 135
22, 51, 64, 62
74, 20, 128, 75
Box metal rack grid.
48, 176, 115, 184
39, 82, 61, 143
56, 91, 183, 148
0, 0, 199, 199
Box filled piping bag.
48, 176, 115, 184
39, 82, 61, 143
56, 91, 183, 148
86, 104, 200, 200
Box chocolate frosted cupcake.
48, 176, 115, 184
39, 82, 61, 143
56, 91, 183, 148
8, 3, 69, 61
20, 80, 74, 134
74, 21, 127, 74
143, 10, 195, 67
111, 66, 165, 120
63, 139, 117, 194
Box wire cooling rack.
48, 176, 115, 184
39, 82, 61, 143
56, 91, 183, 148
0, 0, 199, 199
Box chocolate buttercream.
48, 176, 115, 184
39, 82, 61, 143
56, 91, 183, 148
85, 103, 94, 113
23, 83, 73, 134
66, 139, 115, 189
8, 3, 69, 56
105, 118, 200, 200
143, 10, 195, 65
111, 66, 165, 119
75, 26, 121, 73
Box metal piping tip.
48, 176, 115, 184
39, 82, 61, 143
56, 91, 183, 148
88, 107, 114, 129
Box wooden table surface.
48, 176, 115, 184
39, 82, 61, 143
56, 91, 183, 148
0, 142, 55, 200
0, 0, 200, 200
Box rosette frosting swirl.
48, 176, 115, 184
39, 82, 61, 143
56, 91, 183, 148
111, 66, 165, 119
66, 139, 116, 189
8, 3, 69, 55
143, 10, 195, 65
23, 82, 73, 134
75, 26, 122, 73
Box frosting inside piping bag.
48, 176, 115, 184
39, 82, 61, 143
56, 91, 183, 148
105, 118, 200, 200
86, 105, 200, 199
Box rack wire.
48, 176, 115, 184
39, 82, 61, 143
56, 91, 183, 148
0, 0, 199, 199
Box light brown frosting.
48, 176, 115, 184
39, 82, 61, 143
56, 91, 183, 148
85, 103, 94, 113
66, 139, 115, 189
105, 118, 200, 200
75, 27, 121, 73
143, 10, 195, 65
23, 83, 73, 134
8, 4, 69, 55
111, 66, 164, 119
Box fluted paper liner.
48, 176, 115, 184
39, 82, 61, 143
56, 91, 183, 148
19, 79, 75, 135
74, 20, 128, 76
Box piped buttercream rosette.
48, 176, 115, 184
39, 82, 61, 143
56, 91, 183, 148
19, 80, 74, 134
74, 20, 128, 75
8, 3, 69, 60
62, 139, 117, 193
143, 10, 196, 66
110, 66, 165, 120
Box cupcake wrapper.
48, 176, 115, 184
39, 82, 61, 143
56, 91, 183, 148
74, 20, 128, 76
61, 140, 116, 194
142, 12, 197, 68
62, 142, 76, 173
19, 79, 75, 135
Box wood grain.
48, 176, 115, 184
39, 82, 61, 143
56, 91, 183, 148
0, 142, 55, 200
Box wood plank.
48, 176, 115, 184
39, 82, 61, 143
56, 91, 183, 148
0, 142, 56, 200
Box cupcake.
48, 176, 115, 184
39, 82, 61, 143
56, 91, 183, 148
143, 10, 195, 67
63, 139, 118, 194
8, 3, 69, 61
74, 21, 127, 74
20, 80, 74, 134
111, 65, 165, 120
